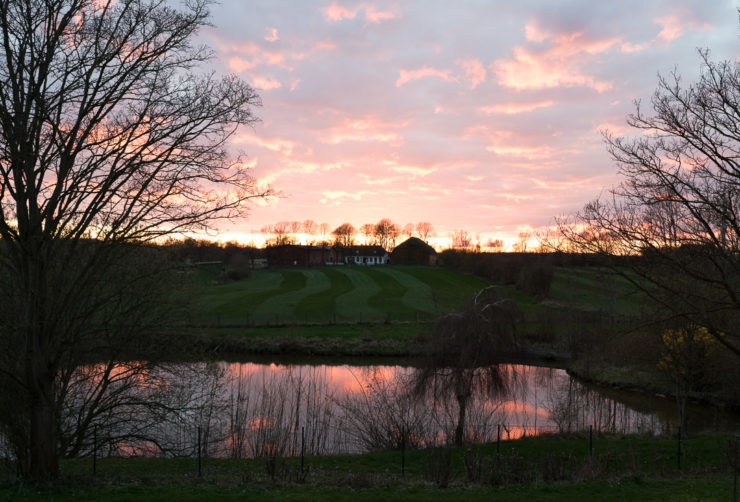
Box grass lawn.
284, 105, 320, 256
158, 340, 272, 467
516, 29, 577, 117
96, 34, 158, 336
549, 267, 644, 315
193, 265, 491, 325
4, 433, 734, 501
3, 477, 730, 502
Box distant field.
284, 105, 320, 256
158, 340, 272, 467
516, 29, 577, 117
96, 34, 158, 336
549, 267, 644, 315
193, 265, 491, 325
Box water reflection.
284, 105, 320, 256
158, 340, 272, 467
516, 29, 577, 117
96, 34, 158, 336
56, 361, 734, 459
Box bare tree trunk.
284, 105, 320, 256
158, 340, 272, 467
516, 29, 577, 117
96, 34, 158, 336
454, 393, 467, 446
28, 370, 58, 480
454, 374, 470, 446
23, 251, 59, 480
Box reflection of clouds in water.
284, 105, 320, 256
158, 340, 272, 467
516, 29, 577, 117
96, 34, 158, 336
59, 362, 693, 459
499, 401, 551, 418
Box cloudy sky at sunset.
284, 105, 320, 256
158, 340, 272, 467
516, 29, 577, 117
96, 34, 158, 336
200, 0, 739, 246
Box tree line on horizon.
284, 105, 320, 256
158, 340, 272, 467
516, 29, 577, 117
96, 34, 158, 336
257, 219, 522, 252
259, 219, 434, 250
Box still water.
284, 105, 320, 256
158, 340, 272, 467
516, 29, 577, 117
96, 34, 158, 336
60, 361, 737, 459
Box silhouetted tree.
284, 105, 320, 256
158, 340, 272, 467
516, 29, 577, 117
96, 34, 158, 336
486, 239, 504, 252
265, 222, 295, 246
319, 223, 331, 243
360, 223, 376, 244
559, 49, 740, 357
0, 0, 267, 479
416, 222, 435, 242
450, 229, 473, 249
374, 218, 400, 250
303, 219, 318, 236
332, 223, 357, 247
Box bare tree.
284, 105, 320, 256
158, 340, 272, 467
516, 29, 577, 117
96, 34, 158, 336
416, 222, 435, 242
266, 222, 295, 246
332, 223, 357, 247
486, 239, 504, 252
318, 222, 331, 240
359, 223, 376, 245
302, 219, 317, 236
450, 229, 472, 249
0, 0, 269, 479
513, 231, 531, 253
288, 221, 303, 236
559, 49, 740, 357
374, 218, 400, 250
402, 223, 415, 238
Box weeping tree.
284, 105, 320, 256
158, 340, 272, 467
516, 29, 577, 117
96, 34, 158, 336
0, 0, 269, 479
414, 287, 523, 446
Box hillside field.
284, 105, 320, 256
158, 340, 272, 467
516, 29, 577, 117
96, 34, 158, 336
193, 265, 494, 325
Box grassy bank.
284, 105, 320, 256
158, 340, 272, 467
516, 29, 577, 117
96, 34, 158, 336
3, 433, 735, 501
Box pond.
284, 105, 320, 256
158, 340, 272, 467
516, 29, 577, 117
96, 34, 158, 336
55, 361, 740, 459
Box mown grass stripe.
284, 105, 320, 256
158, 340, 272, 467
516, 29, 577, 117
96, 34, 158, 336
361, 267, 422, 320
373, 267, 437, 314
195, 270, 284, 321
254, 270, 329, 322
396, 266, 489, 311
295, 268, 355, 322
333, 267, 384, 321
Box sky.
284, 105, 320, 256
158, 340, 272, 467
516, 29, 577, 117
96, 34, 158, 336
197, 0, 740, 247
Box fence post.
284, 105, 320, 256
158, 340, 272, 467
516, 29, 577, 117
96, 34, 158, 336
401, 426, 406, 477
733, 434, 738, 502
93, 425, 97, 476
301, 426, 305, 475
497, 424, 500, 455
197, 425, 202, 478
677, 426, 681, 471
589, 425, 593, 459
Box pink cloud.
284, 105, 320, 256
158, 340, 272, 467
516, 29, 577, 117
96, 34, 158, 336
214, 37, 300, 70
479, 100, 554, 115
654, 14, 712, 43
232, 133, 294, 155
264, 27, 279, 42
228, 56, 255, 73
314, 38, 336, 51
396, 65, 453, 87
323, 2, 359, 21
320, 189, 371, 205
322, 2, 399, 23
524, 19, 549, 43
458, 58, 487, 89
251, 75, 282, 90
493, 21, 618, 92
364, 5, 399, 23
382, 160, 436, 177
257, 160, 342, 187
320, 116, 404, 144
620, 41, 647, 53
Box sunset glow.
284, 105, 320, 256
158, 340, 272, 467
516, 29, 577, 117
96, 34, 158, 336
202, 1, 738, 244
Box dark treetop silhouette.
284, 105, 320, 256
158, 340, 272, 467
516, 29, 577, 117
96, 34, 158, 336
0, 0, 269, 479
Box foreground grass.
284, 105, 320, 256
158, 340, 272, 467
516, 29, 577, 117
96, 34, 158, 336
2, 476, 731, 502
2, 434, 734, 501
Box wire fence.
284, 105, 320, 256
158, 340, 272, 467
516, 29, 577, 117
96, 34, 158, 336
73, 422, 739, 496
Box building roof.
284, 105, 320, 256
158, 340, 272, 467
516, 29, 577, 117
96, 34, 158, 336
392, 237, 436, 254
344, 245, 388, 256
